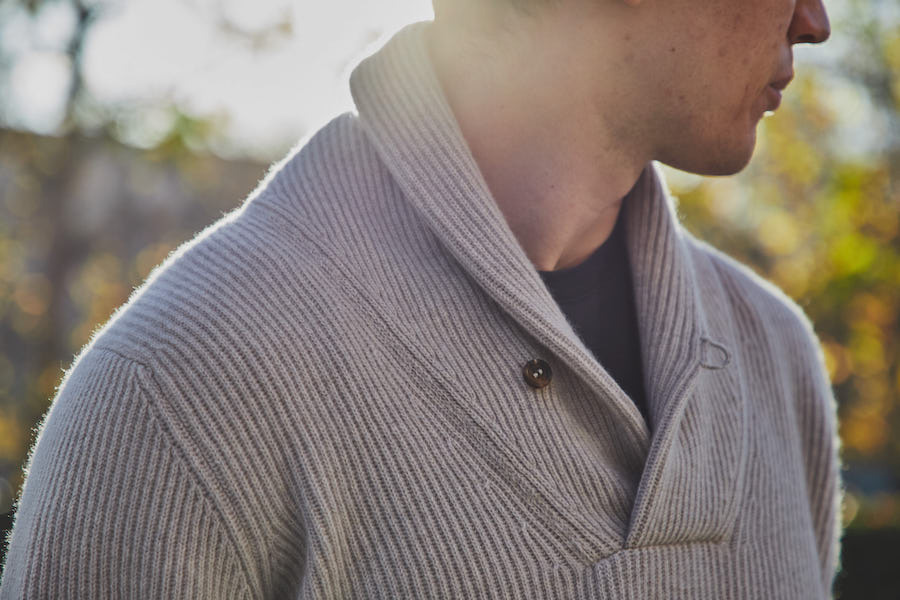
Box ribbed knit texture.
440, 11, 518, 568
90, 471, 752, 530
1, 22, 841, 599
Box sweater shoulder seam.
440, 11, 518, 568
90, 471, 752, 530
90, 345, 257, 599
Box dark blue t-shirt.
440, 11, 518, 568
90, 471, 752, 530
538, 209, 649, 425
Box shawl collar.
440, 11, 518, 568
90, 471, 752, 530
350, 22, 742, 546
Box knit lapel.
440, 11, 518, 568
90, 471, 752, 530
351, 23, 654, 446
350, 21, 747, 550
621, 164, 704, 431
350, 19, 741, 479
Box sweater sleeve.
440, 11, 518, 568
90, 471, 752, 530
790, 320, 843, 597
0, 348, 255, 599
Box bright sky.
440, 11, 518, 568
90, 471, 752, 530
1, 0, 434, 159
0, 0, 892, 162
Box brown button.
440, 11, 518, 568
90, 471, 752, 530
522, 359, 552, 389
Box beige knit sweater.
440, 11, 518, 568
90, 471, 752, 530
1, 22, 841, 599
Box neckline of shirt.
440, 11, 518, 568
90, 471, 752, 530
537, 206, 628, 302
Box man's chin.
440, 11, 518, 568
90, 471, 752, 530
659, 142, 756, 177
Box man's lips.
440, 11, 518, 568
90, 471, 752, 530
769, 71, 795, 92
765, 71, 793, 111
765, 85, 783, 111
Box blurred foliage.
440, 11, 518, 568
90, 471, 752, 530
0, 0, 292, 518
0, 127, 267, 517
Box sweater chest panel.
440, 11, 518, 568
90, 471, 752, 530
105, 187, 830, 598
243, 233, 819, 587
277, 340, 822, 599
284, 349, 823, 600
251, 192, 754, 557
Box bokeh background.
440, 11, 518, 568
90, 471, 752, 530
0, 0, 897, 596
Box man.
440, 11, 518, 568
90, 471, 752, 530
1, 0, 839, 598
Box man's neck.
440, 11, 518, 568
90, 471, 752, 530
426, 15, 650, 272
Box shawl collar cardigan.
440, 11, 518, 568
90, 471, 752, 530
2, 22, 840, 600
